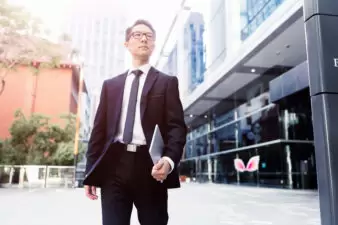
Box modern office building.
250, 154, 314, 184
63, 1, 128, 135
182, 12, 205, 93
162, 12, 206, 100
158, 0, 318, 189
64, 1, 127, 91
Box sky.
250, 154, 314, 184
8, 0, 187, 64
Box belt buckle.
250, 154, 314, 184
126, 144, 137, 152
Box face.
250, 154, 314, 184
124, 24, 155, 60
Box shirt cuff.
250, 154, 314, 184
162, 156, 174, 173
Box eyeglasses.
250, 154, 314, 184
130, 32, 155, 41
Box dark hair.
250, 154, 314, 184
125, 19, 156, 41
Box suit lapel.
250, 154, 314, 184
140, 67, 159, 120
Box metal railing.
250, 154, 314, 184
0, 165, 75, 188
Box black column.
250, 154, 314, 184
304, 1, 338, 225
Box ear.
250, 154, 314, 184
124, 41, 128, 48
246, 156, 260, 172
234, 158, 246, 173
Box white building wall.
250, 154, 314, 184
225, 0, 242, 57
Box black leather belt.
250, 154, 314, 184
114, 142, 147, 152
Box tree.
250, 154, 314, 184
8, 110, 54, 164
52, 142, 86, 166
49, 113, 87, 166
1, 109, 85, 165
0, 0, 66, 95
0, 138, 24, 165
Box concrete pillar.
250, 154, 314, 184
304, 1, 338, 224
18, 167, 25, 188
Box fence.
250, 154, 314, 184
0, 165, 75, 188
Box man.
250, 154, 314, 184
83, 19, 187, 225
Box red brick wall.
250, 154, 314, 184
0, 66, 76, 139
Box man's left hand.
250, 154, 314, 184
151, 158, 171, 182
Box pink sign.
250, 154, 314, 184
234, 156, 260, 172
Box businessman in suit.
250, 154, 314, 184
83, 19, 187, 225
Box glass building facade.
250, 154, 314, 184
162, 12, 206, 94
176, 0, 316, 190
240, 0, 286, 40
183, 12, 206, 92
180, 75, 316, 189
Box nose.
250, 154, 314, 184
140, 34, 148, 42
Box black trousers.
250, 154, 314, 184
100, 143, 168, 225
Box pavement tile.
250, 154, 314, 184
0, 183, 321, 225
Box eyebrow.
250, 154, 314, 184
132, 30, 153, 33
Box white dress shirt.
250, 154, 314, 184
114, 64, 174, 172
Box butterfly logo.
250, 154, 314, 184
234, 156, 260, 172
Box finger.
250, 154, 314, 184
91, 187, 98, 200
85, 186, 91, 195
91, 186, 97, 196
153, 174, 161, 179
153, 176, 162, 181
87, 193, 98, 200
152, 167, 166, 177
152, 173, 161, 179
153, 164, 161, 171
158, 168, 167, 175
154, 161, 164, 170
153, 173, 166, 181
86, 192, 93, 199
152, 172, 166, 180
85, 190, 94, 199
151, 166, 163, 175
151, 170, 157, 177
151, 167, 159, 175
156, 176, 165, 181
152, 173, 160, 179
85, 186, 98, 200
156, 177, 166, 182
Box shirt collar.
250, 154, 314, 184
128, 64, 152, 76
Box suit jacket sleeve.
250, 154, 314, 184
163, 76, 187, 166
85, 80, 107, 174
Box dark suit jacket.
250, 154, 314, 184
83, 67, 187, 189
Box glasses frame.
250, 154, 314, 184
130, 31, 155, 41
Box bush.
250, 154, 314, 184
1, 109, 85, 166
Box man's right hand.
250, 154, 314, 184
85, 185, 98, 200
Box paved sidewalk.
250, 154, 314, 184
0, 183, 321, 225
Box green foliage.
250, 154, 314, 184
0, 109, 85, 166
0, 139, 24, 165
52, 141, 86, 166
52, 142, 75, 165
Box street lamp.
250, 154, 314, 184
73, 56, 85, 185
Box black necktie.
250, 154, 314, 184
122, 69, 143, 144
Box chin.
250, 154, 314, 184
137, 54, 151, 59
